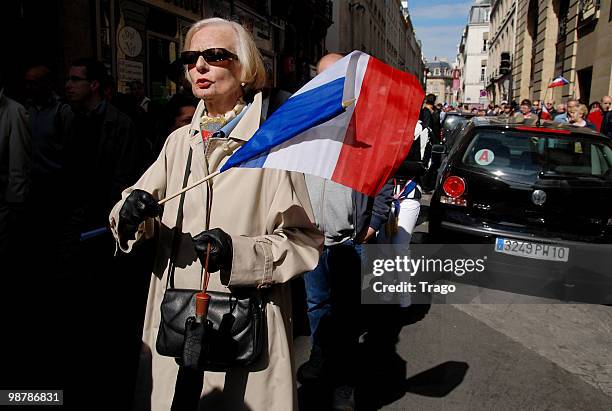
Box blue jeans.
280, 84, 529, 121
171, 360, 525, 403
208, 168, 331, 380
303, 241, 362, 382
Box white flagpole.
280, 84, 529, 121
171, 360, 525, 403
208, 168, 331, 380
158, 171, 220, 205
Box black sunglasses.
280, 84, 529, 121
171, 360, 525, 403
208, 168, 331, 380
180, 48, 238, 65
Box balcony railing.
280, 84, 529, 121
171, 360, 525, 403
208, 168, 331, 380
578, 0, 600, 26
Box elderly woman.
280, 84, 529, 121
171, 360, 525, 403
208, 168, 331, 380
569, 104, 597, 130
109, 18, 322, 410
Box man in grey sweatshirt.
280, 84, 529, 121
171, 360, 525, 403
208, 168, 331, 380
298, 53, 393, 411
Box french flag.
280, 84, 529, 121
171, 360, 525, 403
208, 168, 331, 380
221, 51, 425, 197
548, 76, 569, 88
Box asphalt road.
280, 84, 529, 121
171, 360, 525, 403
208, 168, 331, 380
295, 302, 612, 411
295, 194, 612, 410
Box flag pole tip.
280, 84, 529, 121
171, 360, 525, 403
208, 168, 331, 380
342, 99, 356, 109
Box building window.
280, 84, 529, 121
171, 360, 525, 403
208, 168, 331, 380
482, 39, 487, 52
480, 66, 486, 82
558, 0, 570, 39
434, 68, 440, 75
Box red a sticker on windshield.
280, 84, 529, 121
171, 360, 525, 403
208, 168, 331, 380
475, 149, 495, 165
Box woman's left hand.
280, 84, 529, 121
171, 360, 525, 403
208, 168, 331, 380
193, 228, 233, 272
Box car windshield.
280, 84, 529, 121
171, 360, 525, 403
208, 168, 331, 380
461, 130, 612, 183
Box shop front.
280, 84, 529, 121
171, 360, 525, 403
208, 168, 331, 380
97, 0, 203, 104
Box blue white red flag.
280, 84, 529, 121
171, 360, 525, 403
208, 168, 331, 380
220, 51, 425, 197
548, 76, 569, 88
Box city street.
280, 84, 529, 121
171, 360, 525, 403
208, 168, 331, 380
2, 1, 611, 410
296, 302, 612, 410
295, 195, 612, 410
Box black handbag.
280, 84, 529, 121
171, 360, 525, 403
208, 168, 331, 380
155, 147, 266, 371
156, 289, 265, 369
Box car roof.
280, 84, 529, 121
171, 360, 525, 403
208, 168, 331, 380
445, 111, 476, 118
470, 117, 605, 138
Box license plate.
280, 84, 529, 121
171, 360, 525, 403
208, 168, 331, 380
494, 238, 569, 262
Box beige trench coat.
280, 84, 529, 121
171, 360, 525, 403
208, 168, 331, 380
109, 92, 323, 411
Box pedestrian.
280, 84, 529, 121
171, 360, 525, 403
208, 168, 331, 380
108, 18, 323, 411
601, 95, 612, 113
586, 101, 603, 131
297, 52, 392, 411
22, 63, 74, 281
498, 103, 515, 119
128, 80, 152, 113
555, 103, 566, 120
545, 101, 556, 118
601, 109, 612, 138
63, 58, 140, 242
510, 100, 519, 113
377, 119, 430, 307
554, 99, 578, 123
421, 94, 441, 142
420, 94, 441, 191
532, 100, 543, 116
152, 92, 198, 157
62, 57, 143, 406
568, 103, 596, 130
601, 96, 612, 138
23, 63, 73, 191
518, 99, 535, 120
0, 69, 31, 262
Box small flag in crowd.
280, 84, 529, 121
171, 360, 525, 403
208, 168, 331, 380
548, 76, 569, 88
221, 51, 425, 197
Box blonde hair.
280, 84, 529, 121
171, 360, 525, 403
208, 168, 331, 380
183, 18, 266, 94
573, 104, 588, 118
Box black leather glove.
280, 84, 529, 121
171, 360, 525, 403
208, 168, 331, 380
193, 228, 233, 273
118, 189, 161, 243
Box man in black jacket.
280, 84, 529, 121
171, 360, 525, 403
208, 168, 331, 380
61, 58, 141, 405
601, 96, 612, 138
420, 94, 441, 191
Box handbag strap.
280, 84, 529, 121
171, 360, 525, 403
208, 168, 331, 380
166, 147, 193, 290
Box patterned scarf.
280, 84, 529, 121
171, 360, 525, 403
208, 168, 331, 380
200, 98, 246, 142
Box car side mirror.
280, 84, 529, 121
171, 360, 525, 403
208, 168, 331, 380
432, 144, 446, 155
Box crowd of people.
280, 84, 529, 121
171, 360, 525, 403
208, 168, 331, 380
0, 18, 426, 411
1, 57, 203, 407
435, 95, 612, 137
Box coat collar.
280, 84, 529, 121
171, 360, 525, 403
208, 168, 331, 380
188, 91, 262, 143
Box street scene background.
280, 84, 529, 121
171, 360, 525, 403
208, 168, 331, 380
0, 1, 611, 410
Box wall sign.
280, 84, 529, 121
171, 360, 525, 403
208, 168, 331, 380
118, 58, 144, 83
118, 26, 143, 57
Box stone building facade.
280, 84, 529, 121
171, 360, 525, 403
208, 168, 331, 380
325, 0, 425, 83
513, 0, 612, 104
486, 0, 517, 103
457, 0, 491, 108
425, 58, 454, 105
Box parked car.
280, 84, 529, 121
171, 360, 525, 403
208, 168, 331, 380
441, 112, 476, 148
429, 118, 612, 302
